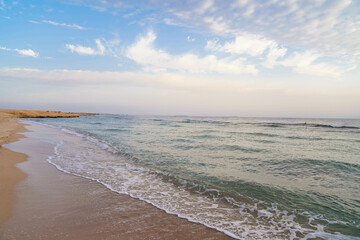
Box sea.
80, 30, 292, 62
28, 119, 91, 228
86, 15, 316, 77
29, 115, 360, 239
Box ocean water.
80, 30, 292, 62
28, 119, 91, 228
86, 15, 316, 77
31, 116, 360, 239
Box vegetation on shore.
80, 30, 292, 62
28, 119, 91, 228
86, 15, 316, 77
0, 109, 96, 118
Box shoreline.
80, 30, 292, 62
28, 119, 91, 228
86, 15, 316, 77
0, 113, 28, 225
0, 120, 232, 239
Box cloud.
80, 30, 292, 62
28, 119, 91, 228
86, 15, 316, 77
15, 49, 39, 58
231, 0, 250, 9
263, 44, 288, 69
196, 0, 214, 14
42, 20, 84, 30
0, 46, 39, 57
186, 36, 195, 42
206, 33, 288, 68
173, 1, 357, 55
28, 20, 40, 24
202, 16, 234, 35
87, 0, 358, 64
126, 31, 257, 75
0, 67, 253, 94
205, 33, 283, 57
0, 68, 130, 84
163, 18, 176, 25
279, 51, 342, 79
1, 67, 359, 117
66, 39, 107, 56
0, 0, 5, 10
204, 34, 343, 78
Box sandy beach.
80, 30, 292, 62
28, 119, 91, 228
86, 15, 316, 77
0, 113, 231, 239
0, 106, 90, 225
0, 112, 28, 225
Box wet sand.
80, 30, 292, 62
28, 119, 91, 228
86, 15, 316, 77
0, 113, 28, 225
0, 122, 232, 240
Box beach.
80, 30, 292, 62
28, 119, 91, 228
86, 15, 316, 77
1, 0, 358, 238
0, 112, 28, 225
1, 112, 359, 239
0, 113, 231, 239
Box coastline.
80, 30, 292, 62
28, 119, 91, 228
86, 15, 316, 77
0, 113, 28, 225
0, 120, 232, 239
0, 108, 96, 118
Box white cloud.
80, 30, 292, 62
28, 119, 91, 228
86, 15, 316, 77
66, 39, 107, 56
28, 20, 40, 24
206, 33, 288, 68
66, 44, 97, 55
263, 44, 288, 69
205, 34, 343, 78
186, 36, 195, 42
42, 20, 85, 30
81, 0, 358, 59
163, 18, 177, 25
279, 51, 341, 78
196, 0, 214, 14
15, 49, 39, 58
281, 51, 320, 68
126, 31, 257, 75
202, 16, 234, 35
0, 46, 39, 57
0, 0, 5, 9
90, 5, 107, 12
231, 0, 250, 9
206, 33, 278, 56
242, 4, 255, 18
110, 0, 357, 63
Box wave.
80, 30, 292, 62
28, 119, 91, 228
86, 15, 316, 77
170, 138, 194, 143
311, 124, 359, 129
191, 134, 220, 139
179, 119, 231, 125
171, 118, 360, 131
105, 128, 129, 132
90, 122, 103, 125
223, 145, 266, 153
246, 132, 279, 138
261, 122, 360, 130
152, 119, 164, 122
265, 158, 360, 176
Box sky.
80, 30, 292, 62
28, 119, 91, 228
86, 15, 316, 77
0, 0, 359, 118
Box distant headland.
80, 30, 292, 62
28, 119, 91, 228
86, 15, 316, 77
0, 109, 97, 118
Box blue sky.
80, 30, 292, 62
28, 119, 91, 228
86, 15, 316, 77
0, 0, 359, 117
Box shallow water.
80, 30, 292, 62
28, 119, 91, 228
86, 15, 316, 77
31, 116, 360, 239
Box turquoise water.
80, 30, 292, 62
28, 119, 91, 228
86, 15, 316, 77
33, 116, 360, 239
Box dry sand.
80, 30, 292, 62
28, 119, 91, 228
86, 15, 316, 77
0, 117, 232, 239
